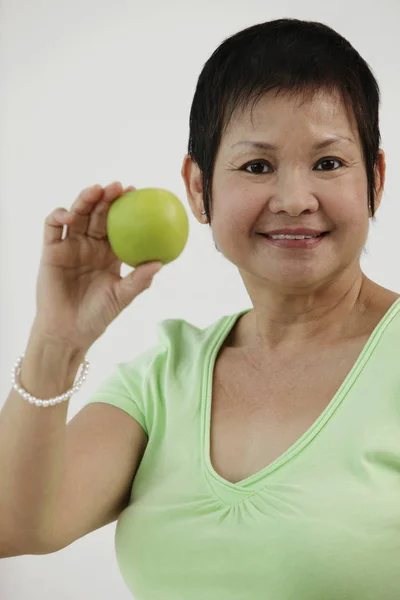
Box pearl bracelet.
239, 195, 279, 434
11, 354, 90, 407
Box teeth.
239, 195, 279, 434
268, 234, 320, 240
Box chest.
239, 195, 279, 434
209, 340, 367, 484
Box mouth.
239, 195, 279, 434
258, 231, 330, 248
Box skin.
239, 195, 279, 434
181, 89, 387, 359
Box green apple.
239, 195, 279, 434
106, 188, 189, 267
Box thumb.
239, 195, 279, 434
116, 261, 164, 309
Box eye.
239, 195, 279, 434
315, 158, 344, 171
242, 161, 272, 174
241, 158, 344, 174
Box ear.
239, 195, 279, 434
181, 154, 209, 224
371, 149, 386, 215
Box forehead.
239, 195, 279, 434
224, 89, 357, 142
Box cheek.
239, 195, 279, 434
330, 175, 369, 219
331, 200, 369, 234
212, 185, 256, 234
214, 215, 250, 244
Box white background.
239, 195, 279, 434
0, 0, 399, 598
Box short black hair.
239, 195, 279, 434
187, 18, 382, 226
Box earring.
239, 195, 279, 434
201, 210, 206, 215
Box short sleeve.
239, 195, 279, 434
83, 345, 165, 436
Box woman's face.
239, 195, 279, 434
183, 89, 385, 296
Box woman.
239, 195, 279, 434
2, 17, 399, 600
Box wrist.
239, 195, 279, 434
18, 327, 89, 400
29, 320, 89, 361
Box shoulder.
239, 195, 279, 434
85, 311, 249, 433
154, 313, 231, 348
117, 310, 247, 379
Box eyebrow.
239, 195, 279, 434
231, 136, 355, 151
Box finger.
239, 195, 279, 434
86, 183, 135, 239
43, 207, 73, 245
116, 260, 163, 310
65, 184, 105, 238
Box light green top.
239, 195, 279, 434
85, 298, 400, 599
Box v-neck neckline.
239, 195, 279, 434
201, 297, 400, 495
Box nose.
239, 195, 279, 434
269, 169, 319, 216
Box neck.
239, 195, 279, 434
246, 272, 372, 357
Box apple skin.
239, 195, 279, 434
106, 188, 189, 267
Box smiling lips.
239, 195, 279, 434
260, 228, 328, 236
259, 232, 328, 248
